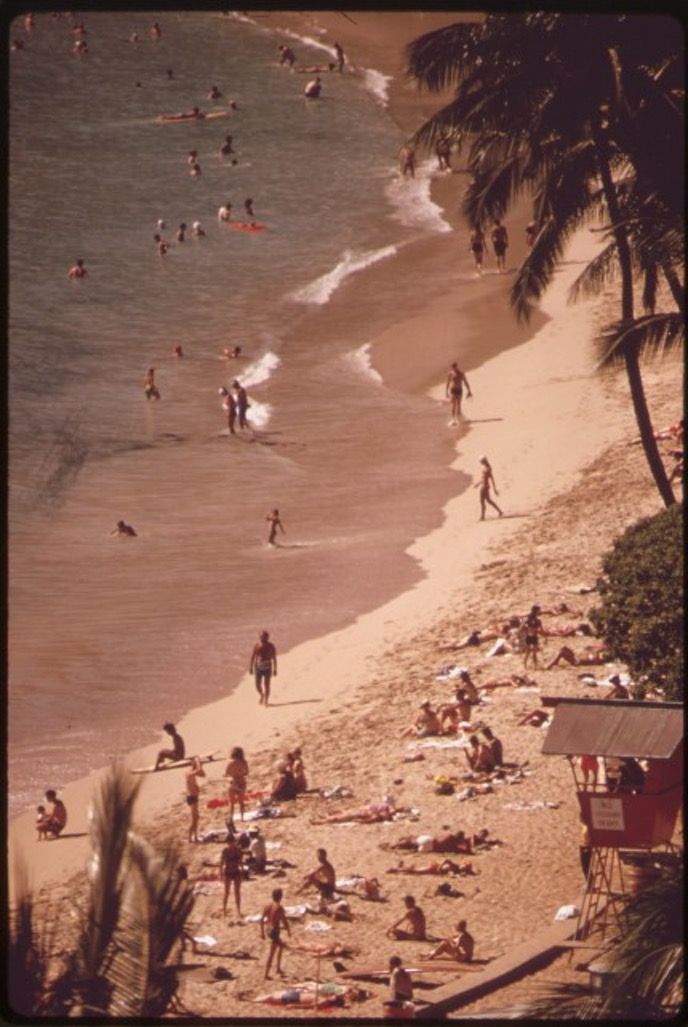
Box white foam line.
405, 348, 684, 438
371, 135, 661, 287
289, 245, 398, 306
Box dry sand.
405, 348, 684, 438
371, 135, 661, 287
9, 10, 683, 1020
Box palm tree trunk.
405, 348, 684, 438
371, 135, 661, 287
662, 263, 684, 314
592, 122, 676, 507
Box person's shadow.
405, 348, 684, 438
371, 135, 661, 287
268, 698, 322, 708
49, 832, 89, 840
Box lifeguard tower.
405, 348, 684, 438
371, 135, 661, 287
541, 697, 683, 941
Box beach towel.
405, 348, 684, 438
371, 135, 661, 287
192, 934, 218, 947
435, 664, 468, 681
304, 920, 332, 932
320, 785, 354, 800
243, 806, 283, 821
192, 881, 223, 896
407, 738, 467, 751
554, 904, 579, 920
503, 800, 560, 811
242, 904, 308, 924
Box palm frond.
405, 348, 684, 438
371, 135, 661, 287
568, 240, 619, 303
405, 21, 481, 92
595, 312, 685, 368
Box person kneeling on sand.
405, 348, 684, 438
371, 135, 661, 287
296, 847, 336, 900
43, 789, 68, 838
426, 919, 474, 962
387, 895, 427, 941
400, 700, 442, 739
155, 722, 185, 770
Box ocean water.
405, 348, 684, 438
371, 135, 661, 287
8, 11, 460, 814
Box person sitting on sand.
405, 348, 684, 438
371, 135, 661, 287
110, 519, 137, 537
481, 726, 503, 768
465, 734, 494, 773
387, 895, 427, 941
545, 643, 608, 669
270, 760, 298, 803
439, 688, 474, 732
386, 858, 474, 877
310, 797, 400, 825
425, 919, 474, 962
36, 805, 51, 841
296, 847, 336, 900
605, 674, 630, 700
400, 700, 442, 739
288, 748, 307, 792
247, 827, 267, 873
155, 722, 185, 770
472, 828, 500, 849
388, 955, 414, 1005
43, 789, 68, 838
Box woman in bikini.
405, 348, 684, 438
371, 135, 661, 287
475, 456, 503, 520
220, 833, 244, 918
225, 746, 249, 823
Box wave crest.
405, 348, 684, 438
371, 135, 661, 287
289, 245, 397, 305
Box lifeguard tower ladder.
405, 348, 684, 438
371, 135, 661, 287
541, 698, 683, 943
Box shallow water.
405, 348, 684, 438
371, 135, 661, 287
9, 11, 461, 814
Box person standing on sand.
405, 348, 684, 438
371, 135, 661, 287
250, 630, 277, 705
266, 508, 284, 546
185, 756, 205, 842
220, 831, 244, 919
388, 955, 414, 1006
225, 745, 249, 822
475, 456, 503, 520
445, 362, 472, 424
333, 41, 345, 72
491, 219, 509, 273
261, 887, 291, 979
469, 228, 487, 274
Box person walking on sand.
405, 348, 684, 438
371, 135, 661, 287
225, 745, 249, 823
155, 722, 185, 770
185, 756, 205, 842
445, 362, 472, 425
250, 630, 277, 705
491, 218, 509, 273
399, 143, 416, 178
469, 228, 487, 274
475, 456, 503, 520
261, 887, 291, 978
266, 508, 284, 546
333, 41, 345, 72
220, 832, 244, 920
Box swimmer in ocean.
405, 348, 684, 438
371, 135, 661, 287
220, 135, 235, 157
192, 221, 206, 237
218, 201, 232, 222
233, 380, 249, 429
68, 258, 88, 279
304, 76, 322, 99
266, 509, 285, 546
244, 198, 254, 218
154, 234, 170, 256
208, 84, 223, 100
144, 368, 161, 400
189, 161, 201, 177
278, 44, 296, 67
172, 345, 184, 358
176, 223, 186, 243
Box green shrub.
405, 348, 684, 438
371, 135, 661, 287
590, 504, 684, 700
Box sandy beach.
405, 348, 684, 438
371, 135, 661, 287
8, 10, 683, 1020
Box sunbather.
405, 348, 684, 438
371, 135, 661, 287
425, 919, 474, 962
386, 858, 474, 876
479, 673, 538, 691
541, 621, 595, 637
546, 644, 608, 669
400, 701, 442, 739
386, 895, 427, 941
517, 708, 550, 727
387, 829, 472, 854
438, 626, 505, 651
310, 799, 401, 825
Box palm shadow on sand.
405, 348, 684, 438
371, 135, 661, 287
267, 698, 322, 708
50, 832, 89, 840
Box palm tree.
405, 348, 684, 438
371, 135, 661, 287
406, 13, 684, 507
8, 764, 195, 1018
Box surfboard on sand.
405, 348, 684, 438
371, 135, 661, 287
228, 222, 268, 232
130, 751, 221, 774
338, 961, 483, 979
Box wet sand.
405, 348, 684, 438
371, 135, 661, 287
8, 10, 683, 1019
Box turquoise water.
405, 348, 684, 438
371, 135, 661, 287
9, 11, 459, 814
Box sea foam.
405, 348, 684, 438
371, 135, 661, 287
241, 350, 281, 389
289, 245, 398, 305
385, 158, 452, 234
362, 68, 393, 107
346, 344, 384, 384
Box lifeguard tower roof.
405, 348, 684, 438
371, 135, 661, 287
541, 698, 683, 759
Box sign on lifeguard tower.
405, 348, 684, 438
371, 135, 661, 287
589, 796, 625, 833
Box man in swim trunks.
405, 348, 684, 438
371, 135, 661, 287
387, 895, 427, 941
469, 228, 487, 273
445, 362, 472, 424
250, 630, 277, 705
155, 722, 185, 770
232, 380, 249, 428
426, 919, 474, 962
304, 76, 322, 98
43, 789, 68, 837
297, 848, 336, 900
218, 201, 232, 222
261, 888, 291, 979
490, 219, 509, 272
278, 44, 296, 67
266, 508, 284, 546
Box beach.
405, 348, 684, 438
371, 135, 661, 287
8, 10, 683, 1020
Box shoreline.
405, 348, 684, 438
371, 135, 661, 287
9, 21, 682, 1014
